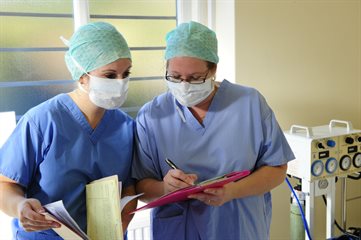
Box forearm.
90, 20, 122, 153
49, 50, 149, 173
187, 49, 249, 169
0, 176, 26, 218
135, 178, 164, 203
121, 185, 137, 231
228, 164, 287, 199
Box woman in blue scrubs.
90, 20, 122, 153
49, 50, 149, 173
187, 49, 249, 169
0, 22, 136, 239
132, 21, 295, 240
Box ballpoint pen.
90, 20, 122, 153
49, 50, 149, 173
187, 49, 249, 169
165, 158, 180, 170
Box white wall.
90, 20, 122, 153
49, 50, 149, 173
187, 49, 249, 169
232, 0, 361, 239
0, 111, 16, 240
0, 212, 12, 240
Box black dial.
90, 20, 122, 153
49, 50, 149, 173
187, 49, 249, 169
345, 137, 354, 144
340, 155, 352, 171
353, 153, 361, 168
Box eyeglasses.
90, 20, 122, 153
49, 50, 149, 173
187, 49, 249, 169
165, 70, 209, 84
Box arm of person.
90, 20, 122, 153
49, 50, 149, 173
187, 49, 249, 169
135, 178, 164, 203
188, 164, 287, 206
121, 184, 137, 232
0, 175, 60, 231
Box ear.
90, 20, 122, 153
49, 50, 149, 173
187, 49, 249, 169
211, 64, 217, 75
79, 74, 89, 85
208, 64, 217, 79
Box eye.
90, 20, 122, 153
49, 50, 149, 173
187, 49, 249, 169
104, 73, 118, 79
189, 76, 201, 81
171, 75, 181, 80
122, 71, 131, 78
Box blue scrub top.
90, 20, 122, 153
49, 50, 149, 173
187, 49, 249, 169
0, 93, 134, 240
132, 80, 295, 240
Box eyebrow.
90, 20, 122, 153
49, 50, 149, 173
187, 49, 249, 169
169, 70, 207, 75
101, 66, 132, 73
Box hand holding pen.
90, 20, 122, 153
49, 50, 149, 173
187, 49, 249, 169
163, 158, 198, 193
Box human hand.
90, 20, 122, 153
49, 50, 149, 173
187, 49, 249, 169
17, 198, 60, 232
188, 182, 235, 206
163, 169, 197, 194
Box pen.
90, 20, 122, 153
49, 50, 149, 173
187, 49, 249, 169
165, 158, 180, 170
165, 158, 193, 186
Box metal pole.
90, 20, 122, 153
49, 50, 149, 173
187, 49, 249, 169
326, 178, 335, 239
73, 0, 90, 31
340, 177, 347, 230
303, 178, 314, 240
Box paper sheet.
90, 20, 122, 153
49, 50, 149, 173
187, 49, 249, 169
120, 193, 144, 211
86, 175, 123, 240
43, 175, 143, 240
43, 200, 88, 240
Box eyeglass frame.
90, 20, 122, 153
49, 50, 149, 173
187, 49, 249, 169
165, 70, 210, 84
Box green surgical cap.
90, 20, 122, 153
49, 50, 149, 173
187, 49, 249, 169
165, 21, 219, 63
64, 22, 131, 81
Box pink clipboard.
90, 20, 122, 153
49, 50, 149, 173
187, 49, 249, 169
131, 170, 251, 214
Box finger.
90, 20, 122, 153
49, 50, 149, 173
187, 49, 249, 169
203, 188, 221, 195
22, 223, 59, 232
21, 215, 60, 232
20, 199, 45, 221
26, 210, 49, 222
27, 199, 46, 214
20, 201, 60, 229
21, 213, 60, 229
23, 221, 60, 230
186, 174, 198, 184
188, 193, 209, 201
168, 171, 193, 187
168, 177, 189, 189
170, 170, 197, 185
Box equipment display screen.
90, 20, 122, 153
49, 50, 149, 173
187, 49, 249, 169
348, 146, 357, 153
319, 151, 329, 159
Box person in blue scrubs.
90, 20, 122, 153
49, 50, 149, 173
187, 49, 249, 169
132, 21, 295, 240
0, 22, 136, 239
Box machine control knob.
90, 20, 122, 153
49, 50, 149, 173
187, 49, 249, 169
356, 136, 361, 142
353, 153, 361, 168
317, 142, 325, 149
326, 140, 336, 148
345, 137, 354, 144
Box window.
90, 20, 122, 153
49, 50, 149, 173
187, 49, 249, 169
0, 0, 177, 119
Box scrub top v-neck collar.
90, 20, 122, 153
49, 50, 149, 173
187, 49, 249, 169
61, 93, 110, 144
176, 81, 225, 134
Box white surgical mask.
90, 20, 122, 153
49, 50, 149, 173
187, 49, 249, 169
70, 56, 129, 109
167, 78, 214, 107
80, 75, 129, 110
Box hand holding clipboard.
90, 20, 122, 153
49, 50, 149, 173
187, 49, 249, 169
130, 161, 251, 214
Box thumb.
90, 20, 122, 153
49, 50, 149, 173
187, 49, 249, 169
27, 199, 46, 214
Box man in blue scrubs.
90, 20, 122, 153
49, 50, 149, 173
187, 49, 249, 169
132, 21, 295, 240
0, 22, 136, 239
